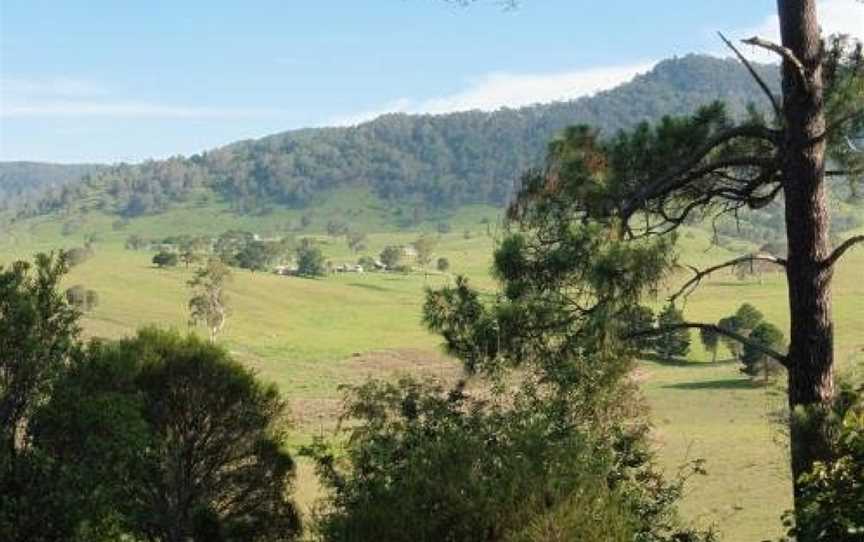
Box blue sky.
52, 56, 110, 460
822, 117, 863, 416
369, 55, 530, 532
1, 0, 861, 163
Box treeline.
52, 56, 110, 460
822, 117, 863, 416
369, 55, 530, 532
15, 55, 778, 219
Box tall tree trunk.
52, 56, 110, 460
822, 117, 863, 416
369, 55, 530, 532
777, 0, 836, 509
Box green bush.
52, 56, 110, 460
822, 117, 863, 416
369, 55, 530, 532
306, 378, 622, 542
151, 251, 178, 268
784, 383, 864, 541
31, 328, 301, 541
306, 377, 716, 542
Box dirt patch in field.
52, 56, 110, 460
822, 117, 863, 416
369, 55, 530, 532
289, 397, 343, 429
340, 348, 462, 379
289, 348, 464, 430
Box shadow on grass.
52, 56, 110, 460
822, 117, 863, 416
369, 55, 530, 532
638, 352, 739, 368
347, 282, 389, 292
710, 281, 763, 288
663, 378, 759, 391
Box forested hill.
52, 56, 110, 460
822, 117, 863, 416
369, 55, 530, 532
0, 162, 103, 213
11, 54, 779, 218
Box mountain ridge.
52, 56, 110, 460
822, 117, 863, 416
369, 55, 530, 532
3, 54, 779, 219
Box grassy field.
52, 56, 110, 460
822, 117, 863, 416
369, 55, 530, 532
2, 199, 863, 541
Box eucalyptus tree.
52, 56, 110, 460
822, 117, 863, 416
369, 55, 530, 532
188, 258, 232, 342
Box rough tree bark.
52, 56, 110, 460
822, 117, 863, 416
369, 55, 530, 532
776, 0, 837, 498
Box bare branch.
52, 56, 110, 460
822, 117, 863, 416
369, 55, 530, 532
626, 322, 789, 367
670, 253, 787, 304
742, 36, 808, 88
822, 235, 864, 269
718, 32, 781, 119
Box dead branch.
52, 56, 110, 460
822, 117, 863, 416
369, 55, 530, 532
670, 253, 787, 304
742, 36, 809, 88
718, 32, 782, 119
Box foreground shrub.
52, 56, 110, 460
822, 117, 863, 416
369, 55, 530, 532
784, 382, 864, 541
32, 328, 301, 541
306, 377, 715, 542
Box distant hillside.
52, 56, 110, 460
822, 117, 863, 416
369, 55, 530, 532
13, 54, 779, 219
0, 162, 103, 212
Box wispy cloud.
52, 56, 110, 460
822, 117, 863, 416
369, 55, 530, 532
331, 62, 654, 126
2, 101, 290, 119
0, 76, 289, 119
2, 76, 108, 99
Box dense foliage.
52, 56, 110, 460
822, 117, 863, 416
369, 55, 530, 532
307, 376, 709, 542
0, 258, 301, 541
0, 162, 102, 213
785, 382, 864, 541
296, 242, 327, 277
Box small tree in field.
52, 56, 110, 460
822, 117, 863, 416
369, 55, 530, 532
379, 245, 403, 269
413, 234, 437, 272
717, 315, 744, 361
741, 322, 786, 382
436, 257, 450, 273
735, 303, 764, 333
188, 258, 231, 342
346, 231, 367, 253
654, 305, 690, 360
699, 326, 720, 363
152, 251, 178, 268
295, 244, 326, 277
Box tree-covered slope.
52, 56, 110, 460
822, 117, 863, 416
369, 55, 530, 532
0, 162, 103, 212
12, 54, 779, 219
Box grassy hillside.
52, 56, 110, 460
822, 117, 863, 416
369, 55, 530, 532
2, 199, 863, 541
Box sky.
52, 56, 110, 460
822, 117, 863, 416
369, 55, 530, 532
1, 0, 862, 163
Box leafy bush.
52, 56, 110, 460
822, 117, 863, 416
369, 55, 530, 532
151, 251, 178, 268
784, 383, 864, 541
31, 328, 301, 541
65, 285, 99, 312
306, 378, 627, 542
296, 244, 326, 277
63, 246, 93, 267
306, 376, 716, 542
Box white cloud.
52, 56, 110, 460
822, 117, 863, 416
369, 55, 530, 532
1, 101, 290, 119
725, 0, 863, 63
2, 77, 108, 99
0, 76, 290, 119
330, 62, 654, 126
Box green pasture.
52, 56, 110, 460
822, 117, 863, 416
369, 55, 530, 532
1, 202, 863, 541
